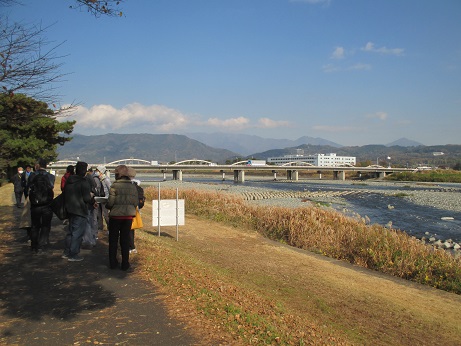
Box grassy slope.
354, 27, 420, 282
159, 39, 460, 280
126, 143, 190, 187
136, 201, 461, 345
1, 183, 461, 345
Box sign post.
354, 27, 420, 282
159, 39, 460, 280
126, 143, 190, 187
153, 183, 185, 241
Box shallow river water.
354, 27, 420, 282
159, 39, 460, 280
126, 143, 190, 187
138, 174, 461, 243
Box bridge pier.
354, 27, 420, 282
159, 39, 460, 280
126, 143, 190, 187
161, 170, 167, 181
378, 171, 386, 179
333, 170, 346, 180
172, 169, 183, 181
317, 170, 322, 180
272, 170, 277, 181
233, 170, 245, 183
287, 170, 298, 181
220, 170, 226, 181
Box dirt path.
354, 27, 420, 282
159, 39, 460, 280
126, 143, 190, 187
2, 181, 461, 345
0, 184, 197, 345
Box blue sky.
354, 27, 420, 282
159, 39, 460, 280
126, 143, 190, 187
5, 0, 461, 146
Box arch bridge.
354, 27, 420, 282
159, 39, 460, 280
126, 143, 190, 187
49, 158, 414, 182
107, 158, 153, 166
281, 161, 314, 167
173, 159, 215, 166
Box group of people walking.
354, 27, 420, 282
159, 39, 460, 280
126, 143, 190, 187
14, 159, 144, 272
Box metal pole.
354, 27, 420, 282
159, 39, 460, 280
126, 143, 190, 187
158, 183, 161, 237
176, 187, 179, 241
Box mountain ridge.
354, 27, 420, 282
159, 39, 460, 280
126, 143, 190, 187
184, 132, 342, 155
57, 133, 459, 167
57, 133, 239, 164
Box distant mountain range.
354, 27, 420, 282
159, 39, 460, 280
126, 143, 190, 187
185, 132, 342, 156
57, 133, 239, 164
58, 133, 459, 167
385, 138, 424, 147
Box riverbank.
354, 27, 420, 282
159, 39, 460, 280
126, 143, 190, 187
2, 182, 461, 345
144, 177, 461, 212
137, 181, 461, 345
144, 178, 461, 255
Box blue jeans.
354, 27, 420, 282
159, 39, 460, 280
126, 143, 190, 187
65, 213, 88, 258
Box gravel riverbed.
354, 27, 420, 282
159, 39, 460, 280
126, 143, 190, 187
153, 179, 461, 213
148, 178, 461, 247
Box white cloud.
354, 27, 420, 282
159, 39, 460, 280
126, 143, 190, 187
366, 111, 388, 120
205, 116, 250, 129
71, 103, 190, 132
206, 116, 290, 130
331, 47, 345, 59
348, 63, 371, 71
323, 63, 371, 73
322, 64, 339, 73
69, 103, 291, 134
257, 118, 291, 128
362, 42, 404, 56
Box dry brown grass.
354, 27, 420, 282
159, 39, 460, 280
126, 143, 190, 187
3, 182, 461, 345
144, 186, 461, 294
135, 190, 461, 345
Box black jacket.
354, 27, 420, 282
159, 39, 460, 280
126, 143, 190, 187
64, 174, 91, 217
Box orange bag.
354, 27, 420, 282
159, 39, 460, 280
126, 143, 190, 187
131, 208, 143, 230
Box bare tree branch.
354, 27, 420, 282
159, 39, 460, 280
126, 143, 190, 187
0, 0, 21, 6
70, 0, 125, 18
0, 18, 69, 104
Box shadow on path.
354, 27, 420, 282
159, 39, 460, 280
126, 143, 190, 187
0, 203, 196, 345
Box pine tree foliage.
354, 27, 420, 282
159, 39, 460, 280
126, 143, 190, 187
0, 93, 75, 175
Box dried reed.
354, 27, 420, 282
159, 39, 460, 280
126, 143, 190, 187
145, 186, 461, 294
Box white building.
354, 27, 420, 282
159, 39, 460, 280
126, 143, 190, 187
267, 153, 356, 166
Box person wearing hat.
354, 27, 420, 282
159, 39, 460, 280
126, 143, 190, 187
127, 167, 145, 254
106, 165, 138, 271
95, 165, 111, 231
63, 161, 92, 261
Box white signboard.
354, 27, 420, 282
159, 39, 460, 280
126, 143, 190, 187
152, 199, 185, 227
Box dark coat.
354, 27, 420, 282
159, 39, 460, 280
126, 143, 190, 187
21, 172, 31, 196
12, 173, 23, 193
64, 174, 92, 217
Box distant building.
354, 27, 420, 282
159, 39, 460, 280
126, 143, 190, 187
267, 153, 356, 166
432, 152, 444, 156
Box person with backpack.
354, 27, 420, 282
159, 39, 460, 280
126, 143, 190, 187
106, 165, 138, 271
63, 161, 92, 262
61, 165, 74, 191
127, 167, 145, 254
82, 167, 97, 248
28, 159, 55, 253
95, 165, 111, 231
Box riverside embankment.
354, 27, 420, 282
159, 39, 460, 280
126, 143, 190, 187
3, 180, 461, 345
143, 177, 461, 251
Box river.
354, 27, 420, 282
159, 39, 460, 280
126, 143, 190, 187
136, 174, 461, 243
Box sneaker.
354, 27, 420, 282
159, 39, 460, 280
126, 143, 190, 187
61, 253, 69, 259
68, 256, 84, 262
129, 249, 137, 254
